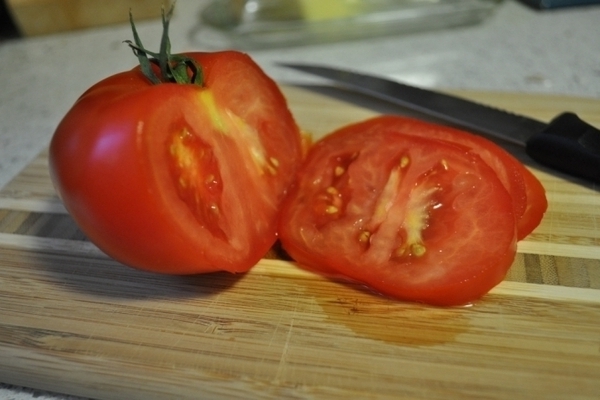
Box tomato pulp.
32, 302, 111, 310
354, 116, 547, 240
50, 51, 303, 274
278, 117, 520, 306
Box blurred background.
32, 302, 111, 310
2, 0, 168, 37
2, 0, 599, 41
2, 0, 504, 43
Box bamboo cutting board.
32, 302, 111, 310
1, 86, 599, 400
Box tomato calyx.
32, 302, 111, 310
125, 5, 203, 86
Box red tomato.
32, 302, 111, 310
49, 51, 303, 274
278, 117, 518, 306
354, 116, 547, 240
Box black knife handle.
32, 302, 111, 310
526, 112, 600, 184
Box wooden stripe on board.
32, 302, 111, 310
0, 223, 598, 290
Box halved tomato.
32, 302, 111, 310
50, 51, 303, 274
278, 118, 518, 306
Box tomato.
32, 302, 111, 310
49, 50, 303, 274
353, 116, 547, 240
278, 117, 518, 306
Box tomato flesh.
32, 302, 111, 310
352, 116, 547, 240
279, 118, 518, 306
168, 126, 225, 239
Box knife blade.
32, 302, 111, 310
280, 63, 600, 184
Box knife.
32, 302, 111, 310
279, 63, 600, 184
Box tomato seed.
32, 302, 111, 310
400, 155, 410, 168
325, 205, 339, 214
326, 186, 338, 195
411, 243, 427, 257
358, 230, 371, 243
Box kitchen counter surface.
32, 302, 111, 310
1, 0, 599, 398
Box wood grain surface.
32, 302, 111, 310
1, 86, 599, 399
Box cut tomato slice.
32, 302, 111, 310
279, 118, 518, 306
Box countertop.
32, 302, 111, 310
1, 0, 599, 398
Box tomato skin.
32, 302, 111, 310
353, 116, 547, 240
278, 117, 518, 306
49, 51, 303, 274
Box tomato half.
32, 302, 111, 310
278, 118, 517, 306
352, 116, 547, 240
49, 51, 303, 274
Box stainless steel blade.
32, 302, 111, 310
280, 63, 548, 147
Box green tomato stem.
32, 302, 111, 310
125, 4, 203, 86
